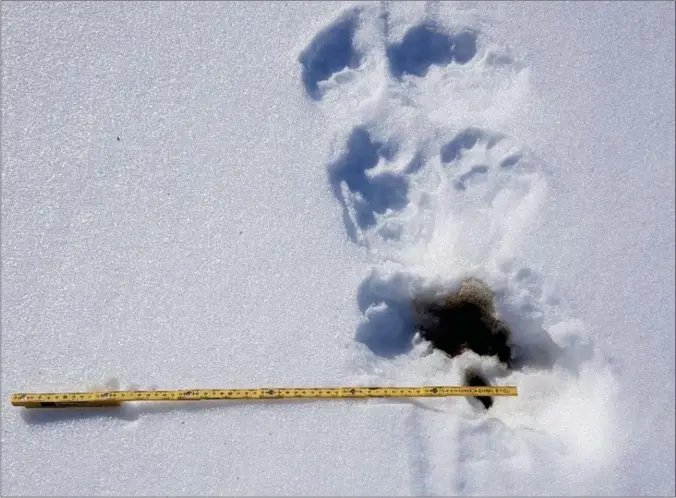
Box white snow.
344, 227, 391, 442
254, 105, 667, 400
2, 1, 674, 496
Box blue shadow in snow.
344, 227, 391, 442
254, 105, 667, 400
440, 127, 486, 164
354, 271, 418, 358
387, 23, 477, 79
405, 150, 425, 174
329, 127, 408, 242
298, 9, 360, 100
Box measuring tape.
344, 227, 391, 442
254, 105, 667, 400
11, 385, 518, 409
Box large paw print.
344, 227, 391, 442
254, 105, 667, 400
298, 7, 481, 102
326, 121, 540, 256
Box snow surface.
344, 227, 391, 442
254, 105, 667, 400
2, 1, 674, 496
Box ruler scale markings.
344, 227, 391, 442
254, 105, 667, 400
11, 385, 518, 408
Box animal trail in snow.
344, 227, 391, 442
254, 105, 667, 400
299, 3, 619, 493
299, 3, 554, 388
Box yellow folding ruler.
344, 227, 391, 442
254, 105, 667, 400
11, 385, 518, 409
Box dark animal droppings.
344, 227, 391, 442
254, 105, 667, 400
413, 278, 513, 410
464, 368, 493, 409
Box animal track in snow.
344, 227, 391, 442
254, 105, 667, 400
326, 120, 542, 260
